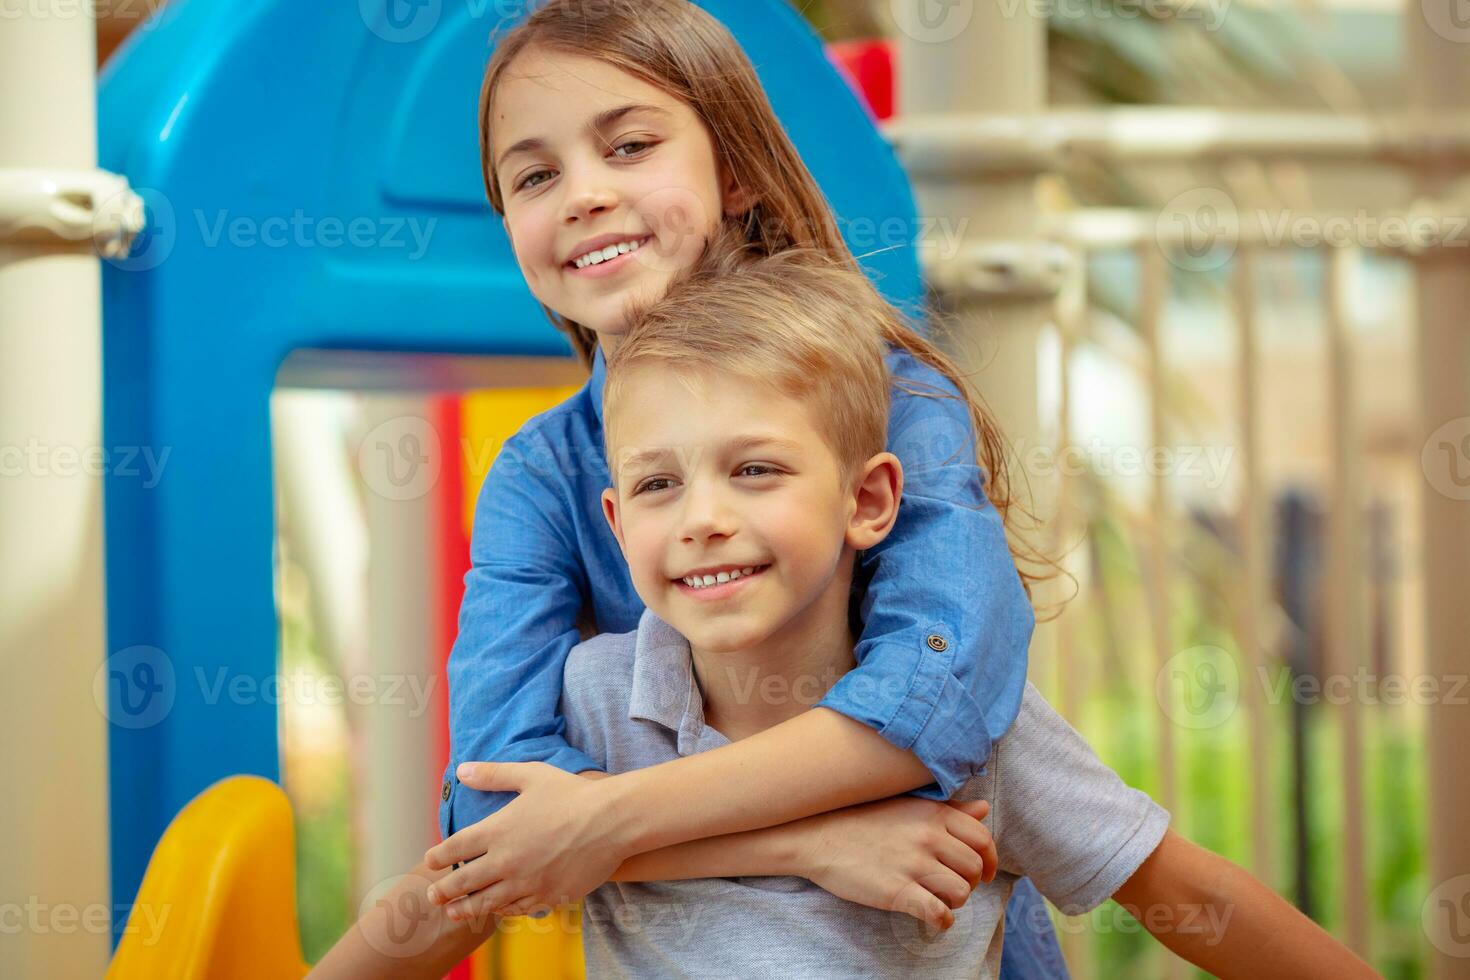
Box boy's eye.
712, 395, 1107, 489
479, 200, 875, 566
737, 464, 779, 478
515, 168, 554, 191
633, 476, 674, 495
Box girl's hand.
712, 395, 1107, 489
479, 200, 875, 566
423, 762, 632, 920
795, 796, 996, 931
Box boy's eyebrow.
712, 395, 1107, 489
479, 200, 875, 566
614, 435, 806, 476
495, 103, 673, 172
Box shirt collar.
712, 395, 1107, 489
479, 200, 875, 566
627, 607, 726, 756
589, 343, 607, 427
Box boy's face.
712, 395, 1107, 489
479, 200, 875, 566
602, 367, 868, 654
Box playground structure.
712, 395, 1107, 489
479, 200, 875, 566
4, 0, 1470, 977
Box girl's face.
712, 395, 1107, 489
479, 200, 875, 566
490, 47, 745, 342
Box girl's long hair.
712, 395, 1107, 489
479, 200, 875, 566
477, 0, 1057, 602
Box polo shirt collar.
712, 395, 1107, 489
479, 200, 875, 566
627, 607, 726, 756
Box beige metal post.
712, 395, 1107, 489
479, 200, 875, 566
0, 5, 112, 977
1406, 7, 1470, 979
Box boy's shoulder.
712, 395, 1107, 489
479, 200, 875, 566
563, 627, 639, 698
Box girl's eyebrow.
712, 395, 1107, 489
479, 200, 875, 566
496, 103, 674, 172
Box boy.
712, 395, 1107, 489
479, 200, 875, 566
539, 238, 1375, 977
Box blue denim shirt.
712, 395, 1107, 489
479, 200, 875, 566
440, 341, 1035, 834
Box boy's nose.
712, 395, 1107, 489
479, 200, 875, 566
679, 484, 738, 543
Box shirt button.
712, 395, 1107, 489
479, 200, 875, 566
441, 779, 452, 801
926, 634, 948, 652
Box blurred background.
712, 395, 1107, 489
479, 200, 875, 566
5, 0, 1468, 978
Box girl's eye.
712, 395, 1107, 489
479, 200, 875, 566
633, 477, 674, 496
612, 140, 652, 159
737, 464, 779, 478
515, 168, 554, 191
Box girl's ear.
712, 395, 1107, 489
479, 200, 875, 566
601, 487, 625, 550
846, 452, 903, 551
718, 162, 756, 218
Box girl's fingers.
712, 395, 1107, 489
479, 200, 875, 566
445, 882, 521, 929
948, 798, 990, 823
933, 834, 986, 889
922, 865, 974, 911
945, 812, 998, 883
425, 832, 482, 872
428, 856, 501, 906
894, 880, 954, 931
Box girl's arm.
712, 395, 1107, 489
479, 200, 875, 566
1113, 830, 1376, 978
439, 424, 604, 839
310, 789, 993, 980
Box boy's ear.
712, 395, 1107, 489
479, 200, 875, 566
601, 487, 626, 551
846, 452, 903, 551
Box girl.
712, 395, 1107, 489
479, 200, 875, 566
320, 0, 1062, 975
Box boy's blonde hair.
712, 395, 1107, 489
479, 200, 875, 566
603, 224, 891, 489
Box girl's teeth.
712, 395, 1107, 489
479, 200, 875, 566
574, 238, 644, 269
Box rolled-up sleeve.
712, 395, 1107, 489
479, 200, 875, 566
438, 428, 605, 839
816, 351, 1034, 797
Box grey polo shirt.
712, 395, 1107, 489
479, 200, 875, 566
561, 608, 1170, 979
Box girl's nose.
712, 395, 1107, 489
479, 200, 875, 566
562, 178, 618, 223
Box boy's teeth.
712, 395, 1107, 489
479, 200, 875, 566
573, 238, 644, 269
681, 565, 763, 589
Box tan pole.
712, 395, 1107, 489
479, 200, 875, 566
0, 4, 112, 976
1405, 6, 1470, 978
